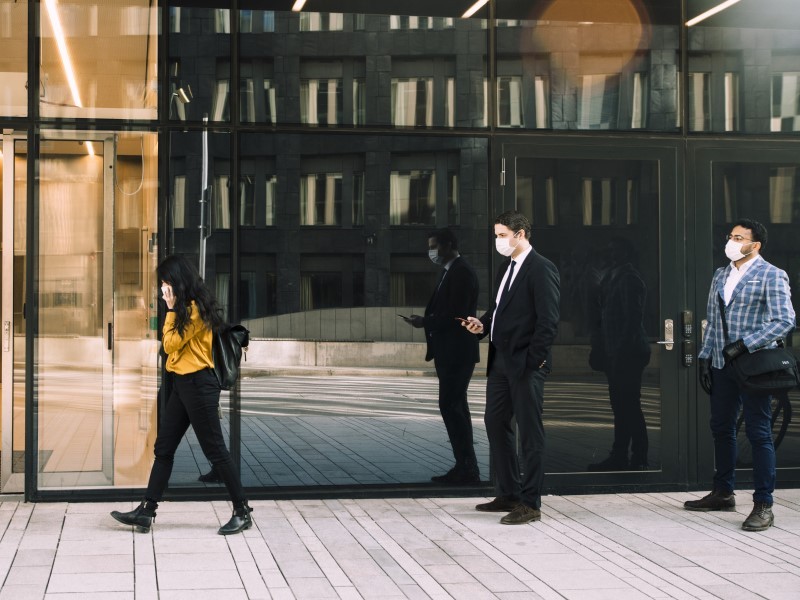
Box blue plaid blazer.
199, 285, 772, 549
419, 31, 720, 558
699, 256, 795, 369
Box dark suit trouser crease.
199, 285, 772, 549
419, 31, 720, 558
485, 347, 546, 509
145, 368, 245, 504
434, 358, 477, 466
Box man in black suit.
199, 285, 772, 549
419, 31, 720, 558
405, 228, 481, 484
463, 211, 560, 524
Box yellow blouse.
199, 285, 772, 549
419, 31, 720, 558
162, 301, 214, 374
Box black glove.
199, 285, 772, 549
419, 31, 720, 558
698, 358, 712, 395
722, 339, 747, 363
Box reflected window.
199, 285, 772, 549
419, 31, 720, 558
497, 76, 524, 127
353, 79, 366, 125
214, 8, 230, 33
389, 15, 453, 30
212, 79, 231, 121
390, 170, 435, 225
300, 79, 342, 126
300, 255, 364, 309
240, 61, 276, 124
172, 175, 186, 229
239, 175, 256, 226
631, 73, 649, 129
300, 173, 342, 226
771, 72, 800, 132
392, 78, 433, 126
390, 255, 437, 306
769, 166, 799, 223
213, 175, 231, 230
582, 178, 616, 225
688, 72, 711, 131
299, 12, 343, 32
578, 74, 620, 130
447, 171, 459, 225
239, 9, 275, 33
724, 72, 740, 132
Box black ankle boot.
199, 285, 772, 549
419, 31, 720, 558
218, 501, 253, 535
111, 500, 158, 533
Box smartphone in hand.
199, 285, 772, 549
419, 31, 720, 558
397, 314, 410, 320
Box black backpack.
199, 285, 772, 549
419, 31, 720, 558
212, 324, 250, 390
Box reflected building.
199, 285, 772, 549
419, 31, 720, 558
0, 1, 799, 501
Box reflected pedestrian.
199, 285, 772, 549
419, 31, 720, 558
588, 237, 651, 471
403, 228, 481, 484
111, 255, 253, 535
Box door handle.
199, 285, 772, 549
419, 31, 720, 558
701, 319, 708, 343
656, 318, 674, 350
107, 322, 113, 351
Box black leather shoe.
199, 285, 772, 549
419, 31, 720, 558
111, 501, 157, 533
476, 496, 519, 512
431, 466, 480, 485
684, 490, 736, 512
218, 503, 253, 535
198, 468, 222, 483
587, 453, 629, 472
742, 502, 774, 532
500, 504, 541, 525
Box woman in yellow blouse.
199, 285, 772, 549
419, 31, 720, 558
111, 255, 252, 535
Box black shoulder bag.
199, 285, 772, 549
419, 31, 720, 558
717, 295, 800, 394
212, 324, 250, 390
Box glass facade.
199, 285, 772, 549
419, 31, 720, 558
0, 1, 799, 500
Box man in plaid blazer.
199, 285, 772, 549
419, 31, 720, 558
686, 219, 795, 532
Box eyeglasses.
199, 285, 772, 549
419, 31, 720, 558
726, 234, 753, 243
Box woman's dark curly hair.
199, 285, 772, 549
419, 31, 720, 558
157, 255, 224, 336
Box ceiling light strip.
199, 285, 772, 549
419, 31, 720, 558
44, 0, 83, 107
685, 0, 742, 27
292, 0, 308, 12
462, 0, 490, 18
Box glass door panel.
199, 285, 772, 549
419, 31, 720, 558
35, 131, 159, 490
693, 143, 800, 482
503, 142, 683, 481
1, 133, 27, 493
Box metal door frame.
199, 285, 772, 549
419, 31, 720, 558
496, 136, 688, 491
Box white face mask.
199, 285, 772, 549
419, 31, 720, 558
495, 234, 518, 257
725, 239, 753, 262
428, 249, 445, 265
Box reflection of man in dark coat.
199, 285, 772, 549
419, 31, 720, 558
588, 238, 651, 471
405, 228, 480, 484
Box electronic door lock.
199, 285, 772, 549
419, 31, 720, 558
682, 340, 695, 367
681, 310, 693, 338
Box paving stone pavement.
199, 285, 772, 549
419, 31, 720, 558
0, 489, 798, 599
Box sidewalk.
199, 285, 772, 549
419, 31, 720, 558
0, 490, 798, 599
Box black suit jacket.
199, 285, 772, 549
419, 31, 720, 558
423, 256, 480, 365
479, 249, 560, 379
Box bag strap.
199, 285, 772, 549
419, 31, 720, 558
716, 294, 730, 344
717, 293, 785, 348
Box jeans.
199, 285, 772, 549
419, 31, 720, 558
709, 365, 776, 504
145, 368, 245, 504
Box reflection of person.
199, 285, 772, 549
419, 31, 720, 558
404, 228, 480, 484
686, 219, 795, 532
111, 255, 254, 536
462, 211, 560, 525
588, 238, 651, 471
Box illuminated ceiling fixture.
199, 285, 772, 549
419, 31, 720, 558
292, 0, 308, 11
686, 0, 742, 27
462, 0, 490, 18
44, 0, 83, 107
86, 141, 96, 156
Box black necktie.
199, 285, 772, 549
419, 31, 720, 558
432, 268, 448, 300
501, 260, 516, 300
